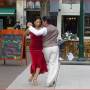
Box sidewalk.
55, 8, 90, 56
6, 65, 90, 89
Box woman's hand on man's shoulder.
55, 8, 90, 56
27, 22, 33, 27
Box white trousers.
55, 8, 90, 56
43, 46, 59, 85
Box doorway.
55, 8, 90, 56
62, 16, 79, 35
0, 19, 3, 29
0, 16, 15, 29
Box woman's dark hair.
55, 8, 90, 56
33, 16, 42, 27
42, 16, 52, 24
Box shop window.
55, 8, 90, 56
62, 16, 79, 35
84, 16, 90, 36
26, 0, 40, 9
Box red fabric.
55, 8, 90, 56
30, 32, 43, 50
30, 32, 47, 74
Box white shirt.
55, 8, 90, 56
28, 26, 47, 36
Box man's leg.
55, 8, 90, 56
43, 46, 59, 86
47, 46, 59, 86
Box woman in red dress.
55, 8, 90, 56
27, 17, 48, 85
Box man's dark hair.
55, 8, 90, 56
42, 16, 52, 24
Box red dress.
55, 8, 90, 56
29, 32, 47, 74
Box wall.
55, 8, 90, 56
62, 4, 80, 15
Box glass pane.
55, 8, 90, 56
84, 16, 90, 36
50, 0, 59, 12
84, 0, 90, 13
35, 1, 40, 8
26, 0, 34, 8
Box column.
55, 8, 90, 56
57, 0, 62, 39
78, 0, 84, 58
16, 0, 26, 27
41, 0, 49, 17
23, 0, 26, 28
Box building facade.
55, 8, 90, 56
0, 0, 90, 39
57, 0, 80, 37
0, 0, 49, 29
16, 0, 90, 38
57, 0, 90, 38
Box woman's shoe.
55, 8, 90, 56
28, 76, 34, 82
32, 78, 38, 86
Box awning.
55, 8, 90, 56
0, 8, 16, 16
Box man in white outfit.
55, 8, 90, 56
42, 16, 59, 87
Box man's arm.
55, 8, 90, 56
28, 26, 47, 36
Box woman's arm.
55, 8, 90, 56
28, 26, 47, 36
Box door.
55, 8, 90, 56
0, 19, 3, 29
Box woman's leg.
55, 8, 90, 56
29, 73, 35, 81
32, 67, 40, 85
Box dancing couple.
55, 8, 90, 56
26, 16, 60, 87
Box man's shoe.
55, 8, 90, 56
47, 81, 56, 87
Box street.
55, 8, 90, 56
1, 51, 90, 89
6, 64, 90, 89
0, 50, 30, 89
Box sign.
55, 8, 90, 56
0, 30, 27, 64
1, 35, 22, 59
